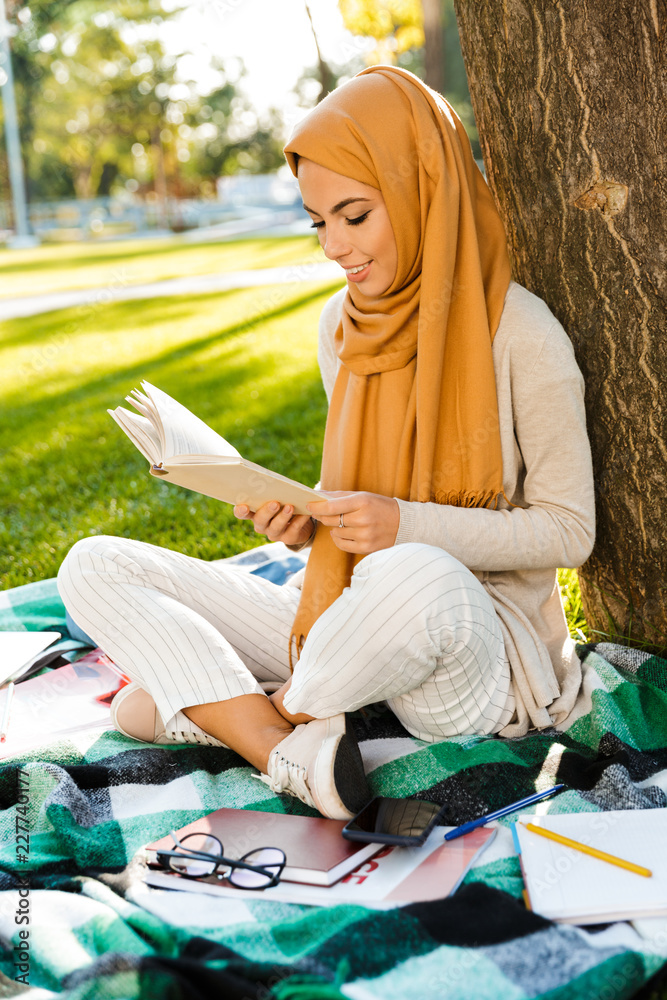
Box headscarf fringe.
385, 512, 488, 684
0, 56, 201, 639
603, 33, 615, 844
434, 489, 502, 509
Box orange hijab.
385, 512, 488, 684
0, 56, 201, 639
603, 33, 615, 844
284, 66, 512, 664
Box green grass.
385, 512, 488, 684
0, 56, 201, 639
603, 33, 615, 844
1, 232, 343, 586
0, 233, 323, 299
558, 567, 589, 642
0, 232, 587, 640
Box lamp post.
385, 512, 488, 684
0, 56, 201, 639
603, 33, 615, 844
0, 0, 38, 247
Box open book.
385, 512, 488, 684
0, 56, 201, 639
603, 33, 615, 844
108, 381, 326, 515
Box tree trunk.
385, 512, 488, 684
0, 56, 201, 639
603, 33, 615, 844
151, 130, 169, 231
304, 1, 337, 102
452, 0, 667, 651
423, 0, 446, 95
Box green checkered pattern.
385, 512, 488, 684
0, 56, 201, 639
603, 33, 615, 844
1, 575, 666, 1000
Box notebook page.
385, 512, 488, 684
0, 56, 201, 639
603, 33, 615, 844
516, 809, 667, 922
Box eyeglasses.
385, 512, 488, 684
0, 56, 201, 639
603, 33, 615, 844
155, 831, 286, 890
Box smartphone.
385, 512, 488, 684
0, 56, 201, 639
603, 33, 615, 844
342, 796, 446, 847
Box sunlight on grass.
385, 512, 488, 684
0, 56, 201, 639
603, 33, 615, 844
558, 568, 588, 641
0, 233, 324, 299
1, 277, 342, 587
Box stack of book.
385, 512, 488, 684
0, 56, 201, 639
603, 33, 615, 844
144, 807, 496, 909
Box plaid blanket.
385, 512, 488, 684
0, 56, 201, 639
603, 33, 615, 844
1, 548, 667, 1000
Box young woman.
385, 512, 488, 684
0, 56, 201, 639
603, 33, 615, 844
58, 66, 595, 821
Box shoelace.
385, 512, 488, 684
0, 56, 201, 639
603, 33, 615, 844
253, 751, 316, 809
167, 729, 224, 748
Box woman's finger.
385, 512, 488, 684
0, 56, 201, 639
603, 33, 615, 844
279, 514, 315, 545
307, 494, 358, 520
233, 504, 254, 520
251, 501, 283, 534
264, 504, 295, 539
317, 513, 357, 529
331, 533, 361, 553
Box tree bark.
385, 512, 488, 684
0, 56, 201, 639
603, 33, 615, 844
452, 0, 667, 651
423, 0, 446, 95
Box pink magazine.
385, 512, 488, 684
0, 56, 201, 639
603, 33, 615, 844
0, 649, 128, 759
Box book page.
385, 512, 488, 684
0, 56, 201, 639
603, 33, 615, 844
108, 406, 161, 464
126, 387, 166, 455
141, 381, 240, 461
515, 810, 667, 922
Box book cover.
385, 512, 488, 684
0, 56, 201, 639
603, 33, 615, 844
514, 809, 667, 924
146, 808, 381, 887
108, 381, 326, 515
144, 824, 497, 907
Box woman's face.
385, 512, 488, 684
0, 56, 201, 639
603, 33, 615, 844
297, 158, 398, 298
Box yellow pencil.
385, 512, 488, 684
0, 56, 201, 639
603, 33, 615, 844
523, 822, 652, 878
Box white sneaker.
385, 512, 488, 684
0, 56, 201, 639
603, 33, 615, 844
255, 714, 371, 820
110, 682, 227, 748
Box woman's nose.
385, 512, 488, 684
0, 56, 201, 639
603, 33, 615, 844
322, 226, 352, 260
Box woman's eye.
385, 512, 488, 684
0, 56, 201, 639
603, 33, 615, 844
347, 212, 370, 226
309, 220, 325, 229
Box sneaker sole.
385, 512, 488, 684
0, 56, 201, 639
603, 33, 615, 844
311, 716, 371, 820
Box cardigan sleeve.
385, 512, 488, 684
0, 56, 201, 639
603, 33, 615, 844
394, 321, 596, 572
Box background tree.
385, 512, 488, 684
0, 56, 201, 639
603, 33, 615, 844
336, 0, 480, 156
452, 0, 667, 651
421, 0, 444, 94
3, 0, 168, 199
338, 0, 424, 71
1, 0, 286, 209
304, 1, 338, 103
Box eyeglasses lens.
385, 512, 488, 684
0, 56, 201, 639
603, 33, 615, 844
229, 848, 285, 888
169, 833, 221, 877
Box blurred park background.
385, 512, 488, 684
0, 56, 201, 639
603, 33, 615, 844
0, 0, 586, 635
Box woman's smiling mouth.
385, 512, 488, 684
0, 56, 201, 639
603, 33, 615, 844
343, 261, 372, 281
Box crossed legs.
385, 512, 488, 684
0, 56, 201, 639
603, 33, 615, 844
58, 536, 514, 751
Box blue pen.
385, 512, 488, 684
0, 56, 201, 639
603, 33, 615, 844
444, 784, 565, 841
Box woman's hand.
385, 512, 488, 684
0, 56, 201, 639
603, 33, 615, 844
307, 491, 400, 554
233, 501, 316, 547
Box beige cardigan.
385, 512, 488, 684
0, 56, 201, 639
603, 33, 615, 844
313, 281, 596, 737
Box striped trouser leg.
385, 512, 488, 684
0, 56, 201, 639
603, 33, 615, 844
58, 537, 515, 742
57, 535, 298, 726
285, 543, 515, 742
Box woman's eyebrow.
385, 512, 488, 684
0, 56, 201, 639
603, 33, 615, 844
302, 197, 373, 216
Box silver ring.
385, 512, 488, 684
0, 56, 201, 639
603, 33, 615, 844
339, 514, 345, 528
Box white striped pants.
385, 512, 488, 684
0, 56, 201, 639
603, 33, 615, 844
57, 536, 515, 743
